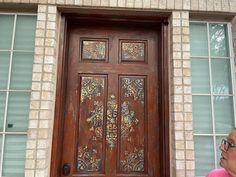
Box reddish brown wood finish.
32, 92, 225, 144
51, 15, 170, 177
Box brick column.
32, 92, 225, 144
170, 11, 195, 177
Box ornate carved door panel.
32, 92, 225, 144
61, 21, 160, 177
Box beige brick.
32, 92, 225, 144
173, 52, 181, 59
173, 35, 181, 43
39, 120, 50, 128
126, 0, 134, 7
176, 170, 185, 177
181, 19, 189, 27
186, 160, 195, 169
150, 0, 158, 8
176, 150, 185, 159
184, 86, 191, 93
184, 112, 192, 121
44, 64, 54, 72
37, 140, 48, 148
173, 27, 181, 34
166, 0, 174, 9
222, 0, 229, 11
183, 0, 190, 9
176, 160, 185, 170
35, 170, 45, 177
173, 112, 184, 121
38, 5, 47, 12
25, 159, 36, 169
143, 0, 151, 8
159, 0, 166, 9
47, 14, 57, 22
134, 0, 142, 7
35, 46, 44, 55
184, 103, 192, 112
175, 131, 184, 140
101, 0, 109, 6
229, 0, 236, 12
182, 35, 189, 43
199, 0, 206, 10
214, 0, 222, 11
37, 13, 46, 21
28, 129, 38, 139
174, 77, 183, 85
48, 0, 56, 3
174, 68, 182, 76
35, 38, 45, 46
183, 52, 190, 59
26, 149, 36, 159
36, 29, 45, 38
29, 110, 39, 119
27, 140, 37, 149
186, 150, 194, 160
31, 91, 40, 100
33, 64, 43, 72
174, 85, 183, 94
175, 121, 184, 130
44, 55, 55, 64
30, 100, 40, 109
32, 82, 41, 91
46, 29, 56, 38
183, 77, 191, 85
48, 5, 57, 13
65, 0, 74, 4
109, 0, 117, 6
37, 159, 46, 168
182, 27, 189, 34
34, 55, 44, 64
183, 60, 190, 68
25, 170, 35, 177
186, 140, 194, 149
32, 73, 42, 82
206, 0, 214, 11
74, 0, 82, 5
37, 149, 46, 159
184, 95, 192, 102
191, 0, 199, 10
174, 103, 183, 112
40, 101, 52, 109
38, 129, 49, 138
185, 131, 193, 140
92, 0, 101, 5
186, 170, 195, 177
173, 60, 182, 67
172, 11, 181, 18
175, 0, 183, 9
56, 0, 65, 4
174, 95, 183, 103
185, 121, 193, 130
183, 68, 191, 76
40, 110, 51, 119
42, 83, 54, 91
173, 19, 181, 27
45, 47, 55, 55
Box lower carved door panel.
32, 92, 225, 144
61, 21, 160, 177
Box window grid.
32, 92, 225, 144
191, 21, 236, 176
0, 13, 35, 177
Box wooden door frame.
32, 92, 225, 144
50, 10, 170, 177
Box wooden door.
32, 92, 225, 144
61, 20, 161, 177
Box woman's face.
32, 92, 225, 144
220, 129, 236, 174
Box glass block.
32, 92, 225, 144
214, 96, 234, 134
193, 96, 212, 134
194, 136, 215, 176
190, 23, 208, 56
121, 41, 145, 62
210, 24, 229, 57
81, 40, 106, 60
0, 15, 14, 50
0, 92, 6, 131
211, 59, 232, 94
191, 58, 210, 93
10, 52, 34, 90
6, 92, 30, 132
0, 52, 10, 89
3, 135, 27, 176
14, 15, 36, 50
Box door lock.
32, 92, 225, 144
62, 163, 71, 176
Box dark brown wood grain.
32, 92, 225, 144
51, 14, 170, 177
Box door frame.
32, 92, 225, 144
50, 10, 170, 177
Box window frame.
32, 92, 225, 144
0, 12, 36, 177
190, 20, 236, 176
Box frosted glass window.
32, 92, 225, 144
193, 96, 212, 134
14, 16, 36, 50
0, 93, 6, 131
10, 52, 34, 90
0, 15, 14, 49
0, 14, 36, 177
191, 59, 210, 93
194, 136, 215, 176
210, 24, 229, 57
211, 59, 232, 94
2, 135, 27, 176
190, 23, 208, 56
214, 96, 234, 134
0, 52, 10, 90
6, 92, 30, 132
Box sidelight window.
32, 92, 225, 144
190, 22, 236, 177
0, 13, 36, 177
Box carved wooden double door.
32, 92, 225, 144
61, 21, 160, 177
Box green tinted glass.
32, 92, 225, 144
210, 24, 229, 57
190, 23, 208, 56
10, 52, 34, 90
3, 135, 27, 176
0, 15, 14, 49
211, 59, 232, 94
0, 52, 10, 89
6, 92, 30, 132
194, 136, 215, 176
191, 58, 210, 93
14, 15, 36, 50
192, 96, 212, 134
214, 96, 234, 134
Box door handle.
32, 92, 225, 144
62, 163, 71, 176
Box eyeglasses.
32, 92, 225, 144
221, 139, 236, 151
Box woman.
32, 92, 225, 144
206, 128, 236, 177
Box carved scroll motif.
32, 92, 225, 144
77, 146, 102, 172
86, 101, 104, 140
106, 95, 118, 148
120, 147, 144, 172
81, 77, 104, 103
122, 78, 144, 104
121, 101, 139, 140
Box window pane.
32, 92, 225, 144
195, 136, 215, 176
0, 15, 14, 50
0, 135, 2, 161
212, 59, 232, 94
210, 24, 229, 57
14, 15, 36, 50
10, 52, 34, 90
214, 96, 234, 134
0, 52, 10, 89
216, 136, 226, 168
193, 96, 212, 134
3, 135, 27, 176
6, 92, 30, 132
190, 23, 208, 56
191, 58, 210, 93
0, 92, 6, 131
